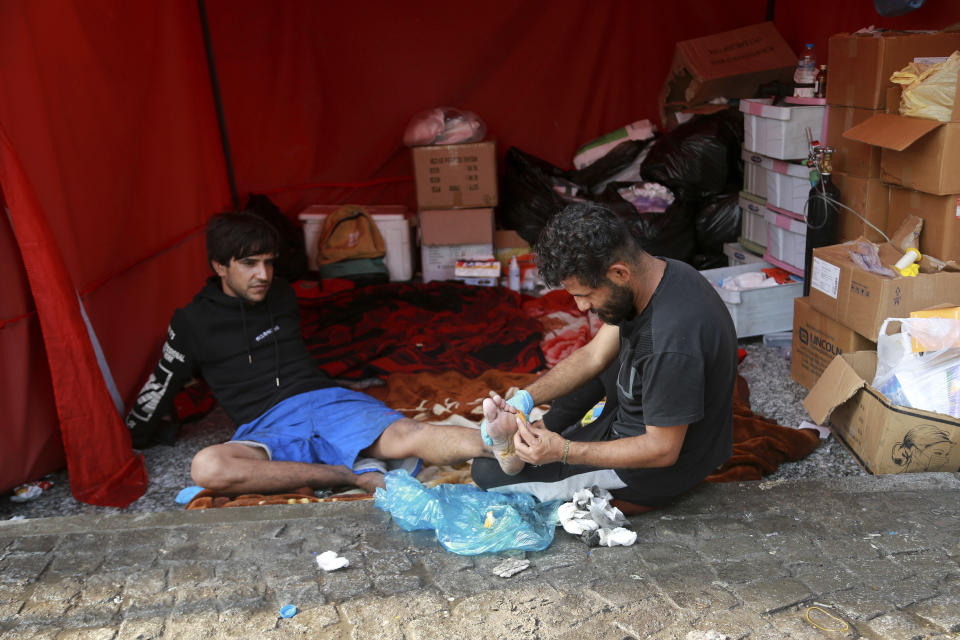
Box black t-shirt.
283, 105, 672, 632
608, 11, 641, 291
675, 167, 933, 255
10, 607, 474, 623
608, 258, 737, 499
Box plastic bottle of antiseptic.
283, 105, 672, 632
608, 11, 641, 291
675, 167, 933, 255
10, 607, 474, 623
793, 43, 817, 98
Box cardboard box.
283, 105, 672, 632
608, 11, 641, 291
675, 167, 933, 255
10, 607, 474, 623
700, 262, 803, 337
886, 187, 960, 261
826, 30, 960, 109
804, 350, 960, 474
419, 208, 495, 283
843, 82, 960, 196
790, 297, 875, 389
493, 229, 532, 271
411, 141, 498, 210
659, 22, 796, 125
806, 242, 960, 341
831, 172, 889, 243
826, 106, 882, 178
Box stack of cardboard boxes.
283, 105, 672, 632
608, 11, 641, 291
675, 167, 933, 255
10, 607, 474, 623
791, 29, 960, 474
412, 141, 498, 283
792, 28, 960, 392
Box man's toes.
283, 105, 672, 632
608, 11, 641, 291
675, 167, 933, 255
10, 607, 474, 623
482, 397, 499, 423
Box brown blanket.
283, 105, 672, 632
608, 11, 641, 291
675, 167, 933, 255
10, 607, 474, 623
186, 371, 818, 509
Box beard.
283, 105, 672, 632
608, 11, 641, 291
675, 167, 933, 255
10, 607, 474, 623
595, 282, 636, 325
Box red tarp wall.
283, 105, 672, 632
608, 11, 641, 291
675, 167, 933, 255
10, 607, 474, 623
1, 0, 958, 502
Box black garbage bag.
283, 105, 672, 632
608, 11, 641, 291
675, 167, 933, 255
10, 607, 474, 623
640, 110, 743, 201
598, 182, 696, 262
245, 193, 309, 281
695, 191, 742, 257
498, 147, 587, 246
568, 138, 655, 196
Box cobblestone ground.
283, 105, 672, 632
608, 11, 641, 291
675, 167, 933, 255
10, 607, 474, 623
1, 474, 958, 639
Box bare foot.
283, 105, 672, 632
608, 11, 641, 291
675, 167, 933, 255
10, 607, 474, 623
354, 472, 386, 494
483, 395, 525, 476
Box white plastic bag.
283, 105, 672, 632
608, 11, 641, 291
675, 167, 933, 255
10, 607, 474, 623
872, 318, 960, 418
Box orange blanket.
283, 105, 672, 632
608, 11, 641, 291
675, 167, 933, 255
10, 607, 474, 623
186, 370, 818, 509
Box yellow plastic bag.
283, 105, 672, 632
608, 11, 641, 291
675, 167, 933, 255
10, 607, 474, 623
891, 51, 960, 122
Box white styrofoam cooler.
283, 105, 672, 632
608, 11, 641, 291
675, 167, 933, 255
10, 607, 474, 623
738, 191, 767, 249
299, 205, 414, 281
764, 157, 811, 216
723, 242, 765, 267
741, 149, 767, 200
763, 207, 807, 273
740, 98, 825, 161
700, 262, 803, 337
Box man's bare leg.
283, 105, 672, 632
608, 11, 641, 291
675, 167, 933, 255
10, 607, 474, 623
190, 442, 385, 495
364, 393, 524, 475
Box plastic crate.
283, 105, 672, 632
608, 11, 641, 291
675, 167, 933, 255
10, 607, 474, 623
740, 98, 826, 160
700, 262, 803, 337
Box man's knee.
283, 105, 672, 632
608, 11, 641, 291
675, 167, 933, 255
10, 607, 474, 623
190, 445, 243, 491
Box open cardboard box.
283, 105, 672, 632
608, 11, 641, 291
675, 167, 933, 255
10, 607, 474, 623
826, 29, 960, 109
807, 239, 960, 341
843, 79, 960, 195
658, 22, 795, 127
804, 350, 960, 474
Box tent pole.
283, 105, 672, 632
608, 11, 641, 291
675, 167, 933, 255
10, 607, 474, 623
766, 0, 775, 21
197, 0, 240, 211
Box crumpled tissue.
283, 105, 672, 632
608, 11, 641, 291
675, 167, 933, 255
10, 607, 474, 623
316, 550, 349, 571
558, 487, 637, 547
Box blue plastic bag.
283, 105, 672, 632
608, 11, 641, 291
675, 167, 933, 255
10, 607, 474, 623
374, 470, 560, 555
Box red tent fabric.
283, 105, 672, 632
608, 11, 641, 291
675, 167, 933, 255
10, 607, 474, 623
1, 0, 958, 504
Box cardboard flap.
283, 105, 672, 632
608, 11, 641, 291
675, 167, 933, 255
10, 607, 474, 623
843, 113, 943, 150
802, 353, 868, 425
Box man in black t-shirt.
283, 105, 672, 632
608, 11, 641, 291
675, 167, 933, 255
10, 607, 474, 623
472, 202, 738, 511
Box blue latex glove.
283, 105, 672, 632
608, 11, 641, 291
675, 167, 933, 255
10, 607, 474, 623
480, 390, 534, 445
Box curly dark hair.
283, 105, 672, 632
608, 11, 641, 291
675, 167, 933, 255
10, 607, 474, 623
535, 202, 642, 288
206, 211, 280, 270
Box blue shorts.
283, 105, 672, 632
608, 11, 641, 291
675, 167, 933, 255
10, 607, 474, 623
229, 388, 404, 467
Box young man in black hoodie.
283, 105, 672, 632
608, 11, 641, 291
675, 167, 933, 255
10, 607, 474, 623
126, 212, 521, 494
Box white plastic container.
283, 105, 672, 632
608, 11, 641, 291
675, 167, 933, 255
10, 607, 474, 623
299, 205, 413, 281
763, 156, 811, 216
700, 262, 803, 337
741, 149, 768, 200
740, 98, 825, 160
764, 207, 807, 274
738, 191, 767, 250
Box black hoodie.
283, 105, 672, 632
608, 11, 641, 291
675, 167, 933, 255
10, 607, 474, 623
125, 276, 333, 447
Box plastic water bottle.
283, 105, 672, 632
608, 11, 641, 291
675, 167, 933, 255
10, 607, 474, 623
508, 256, 520, 292
793, 43, 817, 98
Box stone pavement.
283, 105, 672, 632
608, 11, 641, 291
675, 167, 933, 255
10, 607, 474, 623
1, 473, 958, 640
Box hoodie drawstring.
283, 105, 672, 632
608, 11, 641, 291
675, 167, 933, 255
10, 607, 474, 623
268, 303, 280, 388
240, 301, 253, 364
